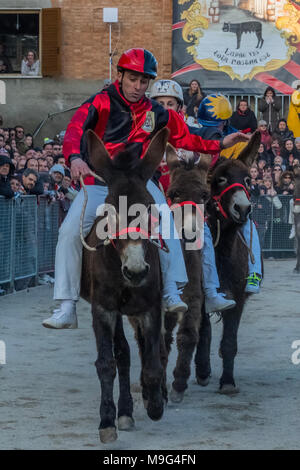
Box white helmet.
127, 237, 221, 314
150, 79, 183, 105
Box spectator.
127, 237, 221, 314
273, 155, 286, 170
183, 79, 205, 117
25, 157, 39, 171
21, 168, 43, 195
54, 154, 67, 168
250, 166, 260, 196
258, 120, 272, 150
21, 50, 40, 76
25, 149, 37, 160
0, 134, 5, 150
37, 157, 49, 173
9, 128, 16, 140
0, 41, 13, 73
272, 164, 283, 191
24, 133, 34, 150
33, 147, 43, 158
272, 118, 294, 145
15, 155, 26, 173
277, 171, 295, 195
2, 128, 9, 143
61, 169, 78, 201
52, 142, 62, 158
257, 142, 271, 165
293, 158, 300, 168
294, 137, 300, 153
43, 142, 53, 159
10, 176, 22, 194
0, 154, 15, 198
258, 86, 281, 133
49, 164, 64, 188
257, 156, 267, 180
46, 155, 54, 170
267, 137, 281, 165
229, 99, 257, 133
281, 138, 300, 170
15, 125, 26, 154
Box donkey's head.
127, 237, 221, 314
166, 146, 211, 244
87, 127, 169, 287
210, 131, 261, 224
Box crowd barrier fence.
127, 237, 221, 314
0, 194, 296, 294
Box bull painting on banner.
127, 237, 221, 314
172, 0, 300, 94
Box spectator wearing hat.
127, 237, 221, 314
277, 170, 295, 195
50, 164, 65, 189
0, 154, 15, 198
258, 120, 272, 150
258, 86, 281, 134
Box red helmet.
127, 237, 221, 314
117, 48, 157, 79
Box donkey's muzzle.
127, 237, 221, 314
122, 265, 150, 286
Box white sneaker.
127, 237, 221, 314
42, 302, 78, 329
289, 225, 296, 239
163, 295, 188, 314
205, 293, 236, 314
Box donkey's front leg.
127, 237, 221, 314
219, 306, 242, 395
141, 311, 164, 421
92, 305, 118, 443
114, 314, 134, 432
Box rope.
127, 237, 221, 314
79, 171, 106, 252
213, 219, 221, 248
237, 220, 255, 265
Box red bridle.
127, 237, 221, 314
169, 200, 205, 249
105, 215, 169, 252
212, 183, 250, 219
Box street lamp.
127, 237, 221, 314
103, 7, 119, 81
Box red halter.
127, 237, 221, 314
169, 200, 205, 250
106, 215, 169, 252
212, 183, 250, 219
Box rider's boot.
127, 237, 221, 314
42, 300, 78, 329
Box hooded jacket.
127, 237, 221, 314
0, 155, 15, 198
258, 87, 281, 134
63, 80, 221, 185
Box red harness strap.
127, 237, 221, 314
294, 198, 300, 206
212, 183, 250, 219
108, 224, 168, 252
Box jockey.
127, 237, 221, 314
150, 79, 236, 314
197, 93, 262, 293
42, 49, 250, 329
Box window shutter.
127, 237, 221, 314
41, 8, 61, 76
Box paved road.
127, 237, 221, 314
0, 259, 299, 450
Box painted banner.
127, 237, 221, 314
172, 0, 300, 94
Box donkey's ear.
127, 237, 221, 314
166, 143, 181, 171
86, 129, 113, 183
237, 130, 261, 167
197, 154, 212, 172
139, 127, 170, 181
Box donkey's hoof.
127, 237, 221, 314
147, 401, 164, 421
218, 384, 240, 395
170, 386, 184, 403
196, 375, 210, 387
99, 427, 118, 443
118, 416, 135, 431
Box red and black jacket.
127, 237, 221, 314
63, 80, 221, 185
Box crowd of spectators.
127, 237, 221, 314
0, 118, 78, 223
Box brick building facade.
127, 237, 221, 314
51, 0, 173, 80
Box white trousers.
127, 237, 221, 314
54, 181, 188, 301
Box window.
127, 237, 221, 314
0, 8, 61, 77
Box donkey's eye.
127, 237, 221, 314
244, 176, 251, 187
218, 176, 227, 186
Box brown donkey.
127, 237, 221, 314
164, 147, 211, 403
292, 166, 300, 273
195, 131, 262, 394
81, 128, 169, 443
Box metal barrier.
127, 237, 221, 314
0, 193, 296, 293
0, 195, 59, 293
251, 194, 294, 253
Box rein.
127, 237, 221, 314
79, 173, 169, 253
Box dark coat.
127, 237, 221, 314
0, 155, 15, 198
183, 90, 205, 117
229, 108, 257, 133
258, 91, 281, 134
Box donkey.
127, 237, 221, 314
81, 128, 170, 443
194, 131, 262, 394
223, 21, 264, 49
163, 148, 211, 403
292, 166, 300, 273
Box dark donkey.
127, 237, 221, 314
81, 128, 170, 443
195, 131, 262, 394
164, 148, 211, 403
292, 165, 300, 273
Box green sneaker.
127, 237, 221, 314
245, 273, 262, 294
